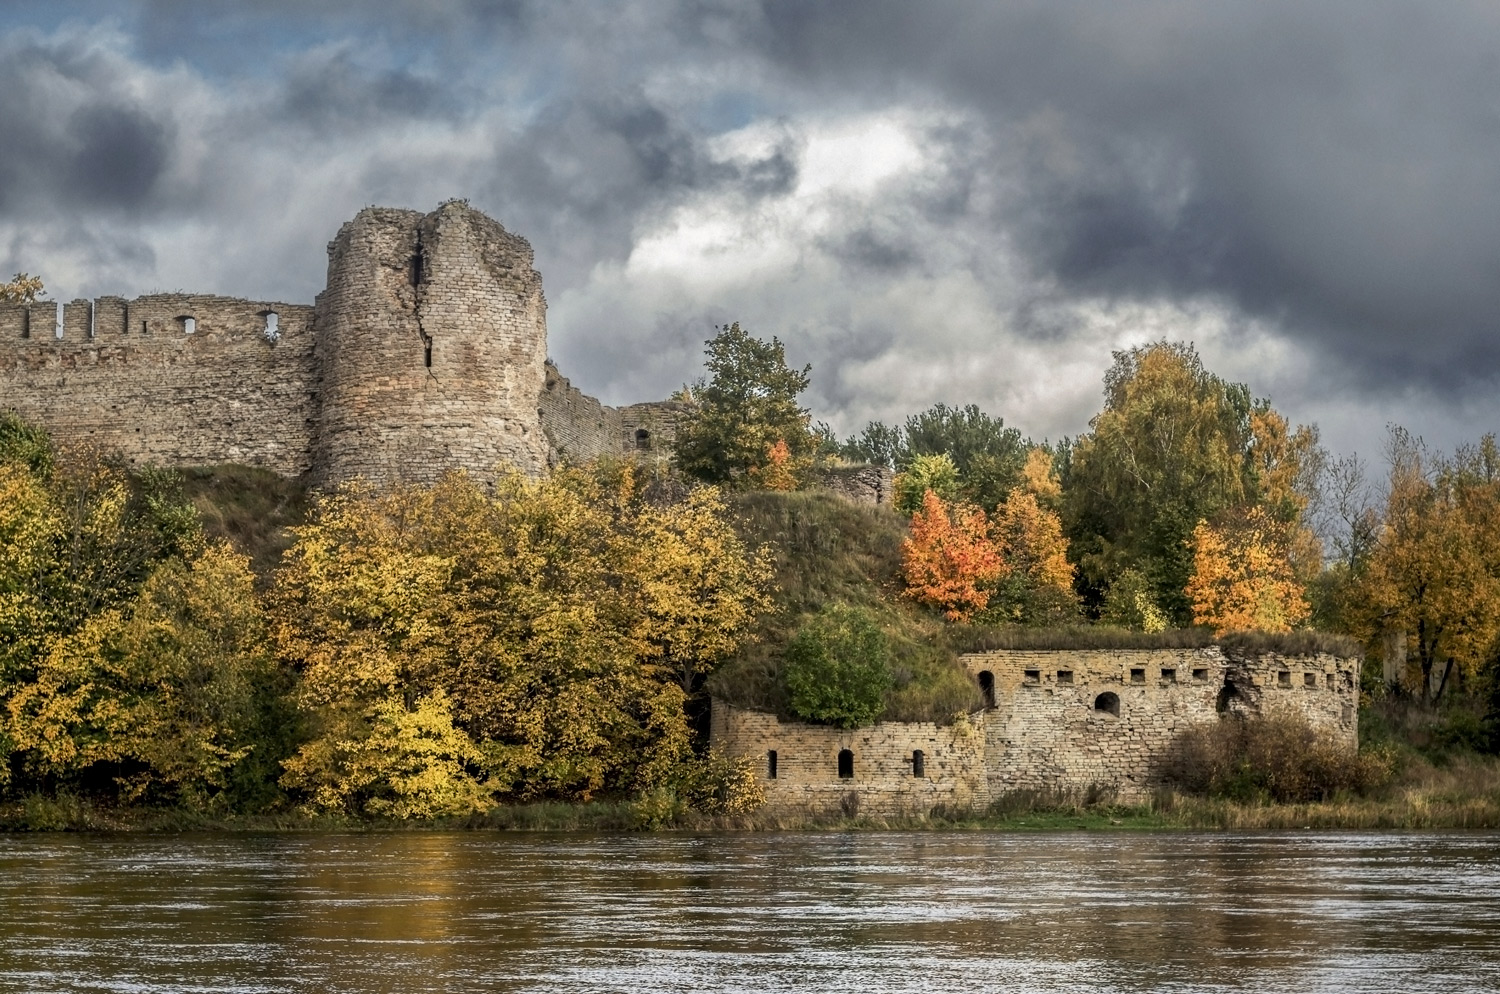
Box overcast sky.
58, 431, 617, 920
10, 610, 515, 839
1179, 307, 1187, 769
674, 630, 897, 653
3, 1, 1498, 462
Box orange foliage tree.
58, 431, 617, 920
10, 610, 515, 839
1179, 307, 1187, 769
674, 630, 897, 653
1186, 506, 1310, 636
746, 439, 799, 491
899, 490, 1005, 621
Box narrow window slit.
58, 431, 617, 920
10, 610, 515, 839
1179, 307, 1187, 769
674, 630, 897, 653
767, 750, 778, 779
912, 750, 925, 778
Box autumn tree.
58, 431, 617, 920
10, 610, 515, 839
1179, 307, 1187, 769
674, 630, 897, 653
1064, 341, 1319, 625
893, 452, 962, 514
1186, 507, 1311, 636
746, 439, 801, 492
985, 488, 1079, 626
7, 544, 279, 806
899, 490, 1006, 621
1352, 431, 1500, 702
673, 323, 815, 484
0, 273, 44, 304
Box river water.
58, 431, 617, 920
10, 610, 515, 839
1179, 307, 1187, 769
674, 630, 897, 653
1, 831, 1498, 993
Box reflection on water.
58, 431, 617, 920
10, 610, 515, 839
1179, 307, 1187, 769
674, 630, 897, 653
1, 831, 1498, 992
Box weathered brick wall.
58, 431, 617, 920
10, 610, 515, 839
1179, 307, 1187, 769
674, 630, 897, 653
313, 203, 552, 487
813, 464, 894, 506
538, 362, 624, 465
710, 700, 990, 815
0, 295, 317, 476
960, 648, 1359, 802
710, 647, 1360, 812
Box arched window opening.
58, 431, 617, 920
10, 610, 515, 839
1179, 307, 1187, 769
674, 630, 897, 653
978, 670, 995, 709
1216, 681, 1238, 714
1094, 692, 1120, 717
912, 750, 925, 778
262, 311, 280, 343
179, 315, 196, 335
837, 749, 854, 779
635, 428, 651, 450
767, 750, 778, 780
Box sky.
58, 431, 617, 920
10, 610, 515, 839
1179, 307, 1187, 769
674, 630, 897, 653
3, 0, 1499, 464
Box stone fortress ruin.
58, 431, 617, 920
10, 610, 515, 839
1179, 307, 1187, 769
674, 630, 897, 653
1, 202, 1357, 810
714, 645, 1360, 813
0, 201, 685, 485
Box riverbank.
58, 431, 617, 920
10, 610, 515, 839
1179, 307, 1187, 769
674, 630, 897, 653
7, 751, 1499, 833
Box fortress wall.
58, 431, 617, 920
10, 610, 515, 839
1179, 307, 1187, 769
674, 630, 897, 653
0, 295, 317, 476
538, 362, 624, 465
959, 648, 1359, 802
813, 464, 894, 506
618, 401, 690, 457
709, 701, 990, 816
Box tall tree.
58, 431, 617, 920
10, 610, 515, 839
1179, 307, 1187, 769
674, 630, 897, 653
1186, 506, 1311, 636
673, 323, 814, 484
1063, 341, 1318, 625
1354, 431, 1500, 702
899, 490, 1006, 621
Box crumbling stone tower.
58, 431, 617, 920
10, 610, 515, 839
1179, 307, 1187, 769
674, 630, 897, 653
312, 201, 552, 486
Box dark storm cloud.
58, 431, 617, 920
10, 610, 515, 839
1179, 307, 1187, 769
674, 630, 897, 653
743, 0, 1500, 390
276, 52, 451, 132
0, 36, 173, 215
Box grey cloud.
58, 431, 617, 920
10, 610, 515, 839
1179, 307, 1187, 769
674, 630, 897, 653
739, 1, 1500, 393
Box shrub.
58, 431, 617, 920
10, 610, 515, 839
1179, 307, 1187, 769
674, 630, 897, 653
1163, 710, 1394, 802
782, 604, 893, 727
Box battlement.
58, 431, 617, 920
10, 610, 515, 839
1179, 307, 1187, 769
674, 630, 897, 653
0, 203, 664, 487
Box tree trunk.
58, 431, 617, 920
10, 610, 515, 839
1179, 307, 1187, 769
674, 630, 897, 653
1382, 629, 1406, 692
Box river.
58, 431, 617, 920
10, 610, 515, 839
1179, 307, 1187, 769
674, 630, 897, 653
1, 831, 1497, 992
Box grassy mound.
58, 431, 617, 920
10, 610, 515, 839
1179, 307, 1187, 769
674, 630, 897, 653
707, 490, 983, 724
179, 465, 310, 579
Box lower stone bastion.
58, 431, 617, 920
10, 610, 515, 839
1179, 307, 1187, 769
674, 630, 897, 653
710, 646, 1360, 814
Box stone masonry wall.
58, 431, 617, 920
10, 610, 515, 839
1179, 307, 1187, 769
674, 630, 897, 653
313, 203, 552, 487
0, 295, 317, 476
960, 648, 1359, 802
538, 361, 623, 465
710, 700, 990, 816
711, 647, 1360, 813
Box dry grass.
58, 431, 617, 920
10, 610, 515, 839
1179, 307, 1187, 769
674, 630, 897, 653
951, 624, 1360, 658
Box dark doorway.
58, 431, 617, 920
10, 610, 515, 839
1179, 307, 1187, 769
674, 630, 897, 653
978, 670, 996, 708
837, 749, 854, 779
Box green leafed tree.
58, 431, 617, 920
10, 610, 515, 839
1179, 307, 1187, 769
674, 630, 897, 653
673, 323, 814, 485
781, 603, 892, 728
1062, 341, 1319, 626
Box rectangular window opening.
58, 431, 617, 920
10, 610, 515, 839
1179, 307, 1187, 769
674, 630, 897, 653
1192, 668, 1209, 682
1161, 668, 1177, 682
1023, 669, 1041, 684
1278, 671, 1292, 687
1056, 670, 1073, 685
1130, 668, 1145, 683
767, 750, 778, 780
424, 340, 432, 368
912, 749, 925, 778
1304, 672, 1318, 688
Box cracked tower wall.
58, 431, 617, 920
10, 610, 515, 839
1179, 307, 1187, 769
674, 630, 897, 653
313, 202, 552, 487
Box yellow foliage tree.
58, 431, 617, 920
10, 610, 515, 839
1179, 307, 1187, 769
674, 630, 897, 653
280, 689, 491, 819
987, 488, 1078, 625
7, 544, 273, 804
1354, 433, 1500, 701
275, 469, 766, 806
1186, 507, 1310, 636
0, 273, 44, 304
